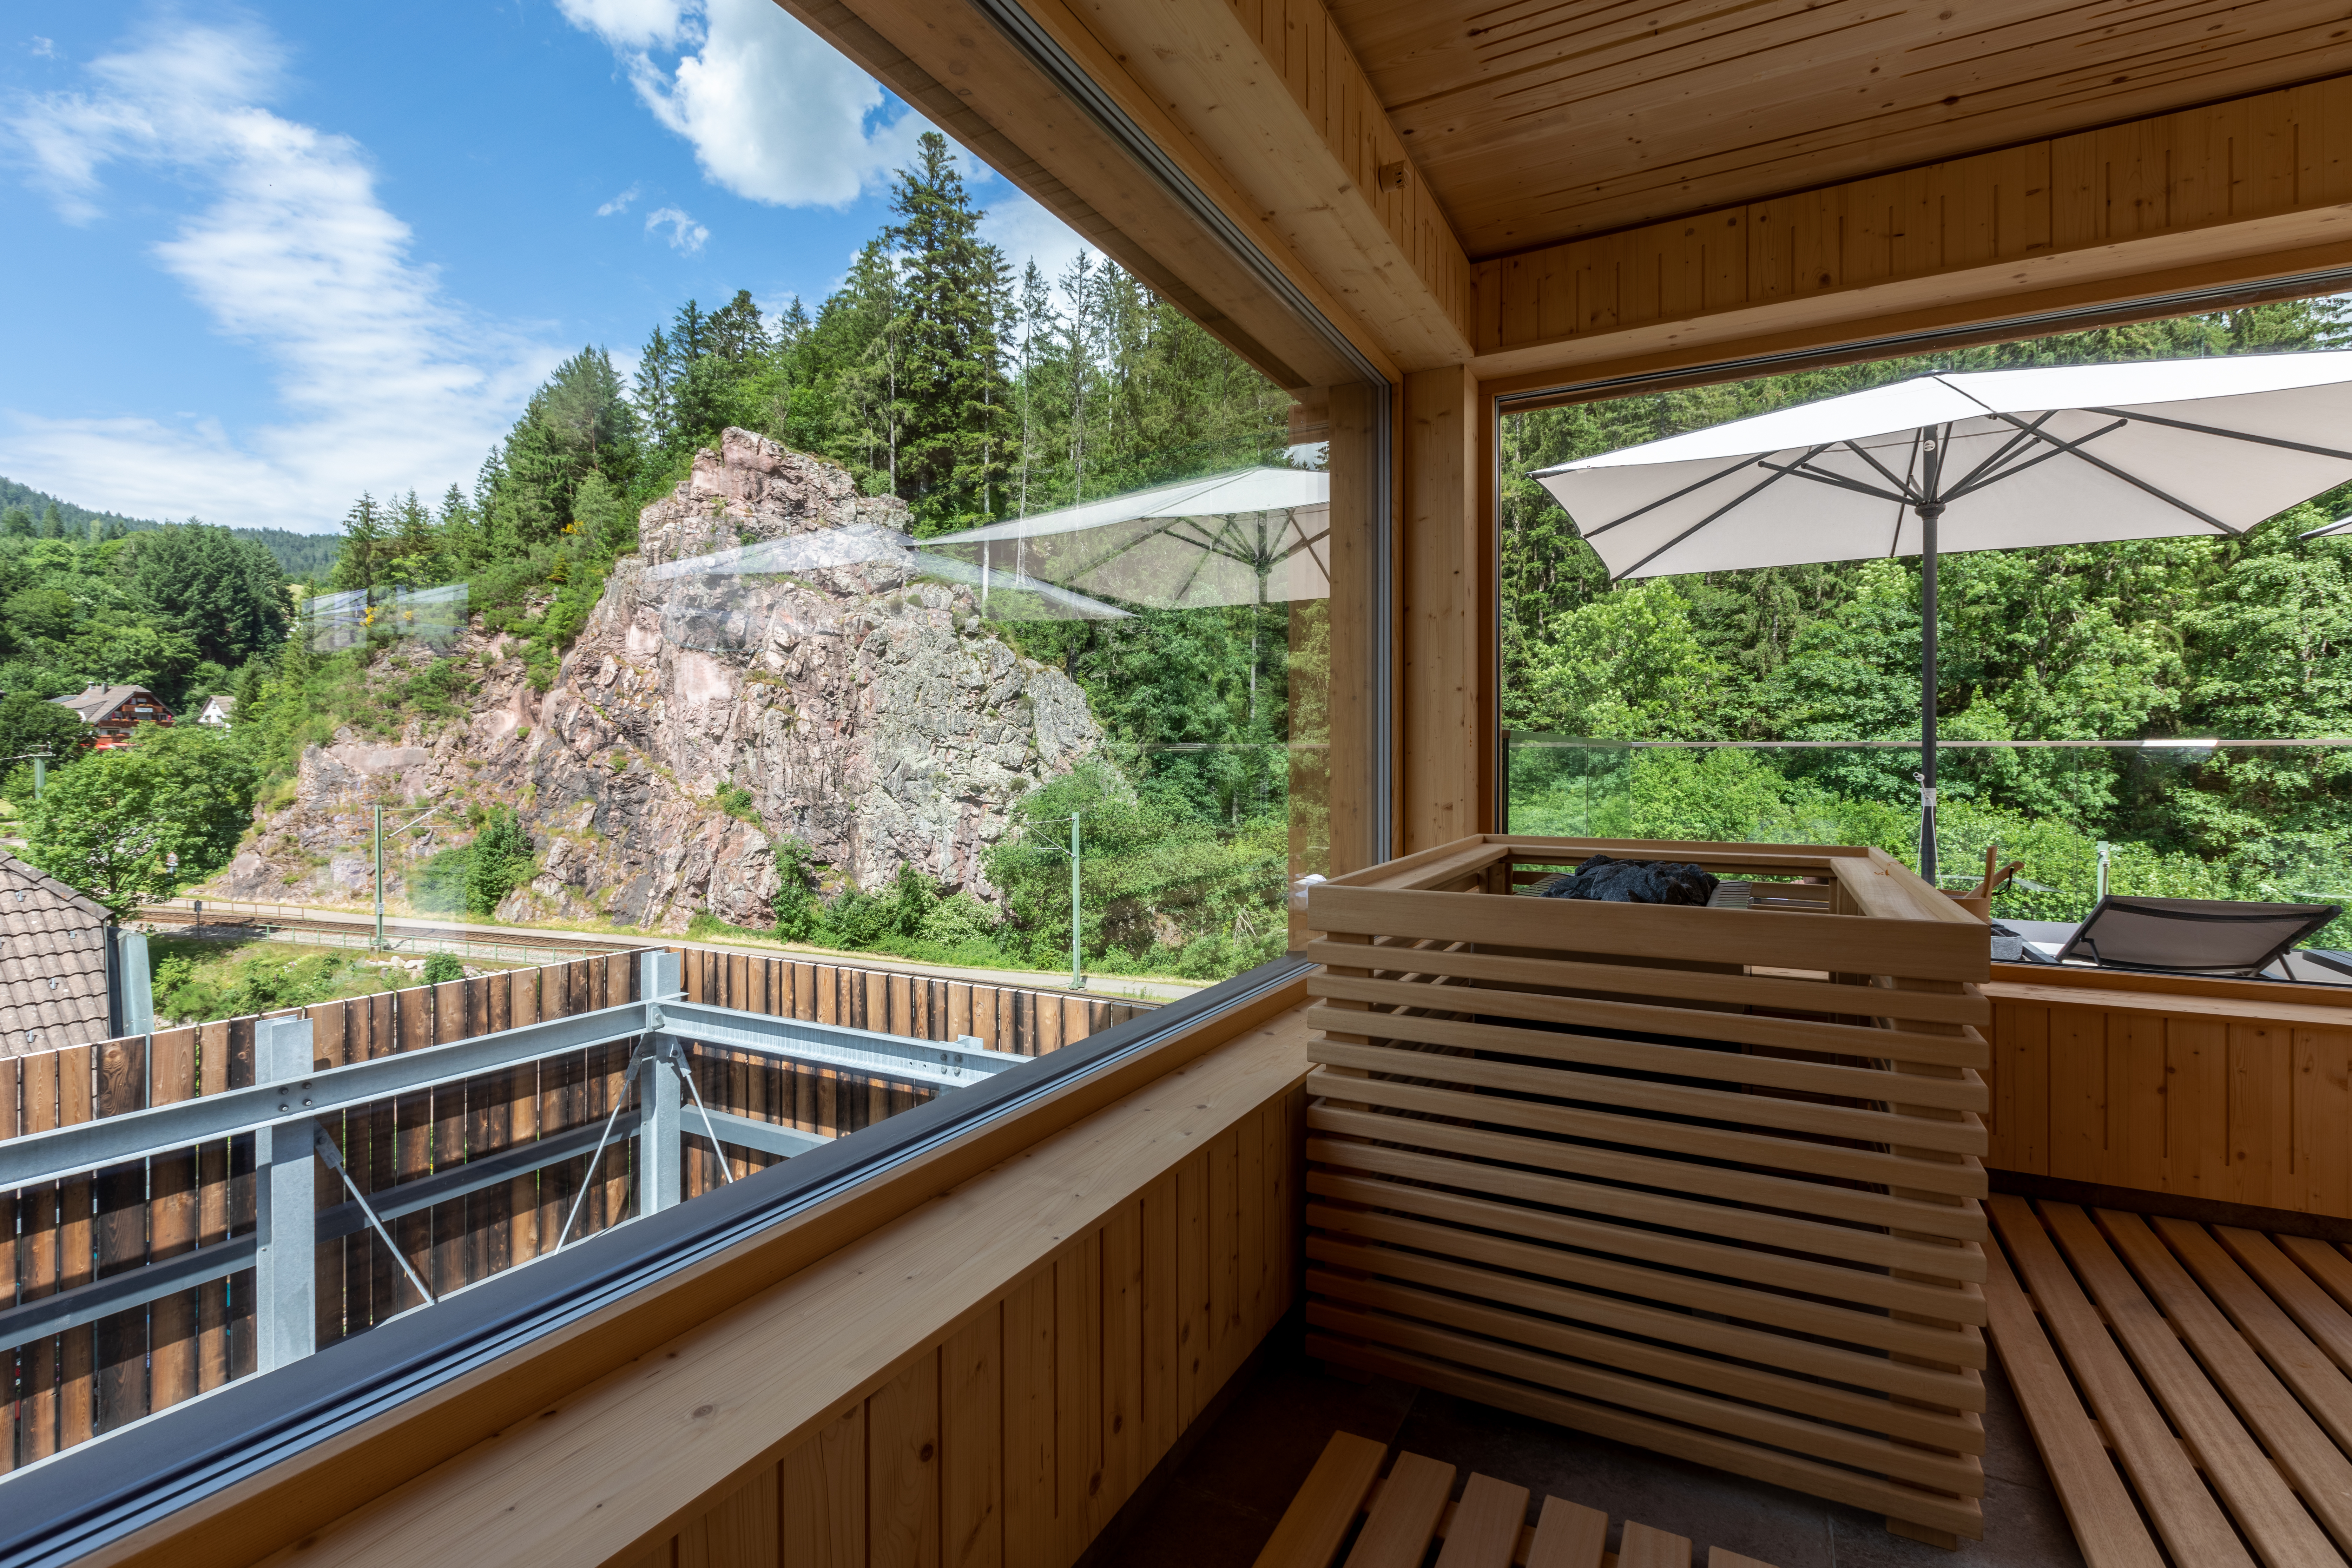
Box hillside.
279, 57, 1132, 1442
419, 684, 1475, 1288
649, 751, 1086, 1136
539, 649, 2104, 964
0, 476, 344, 581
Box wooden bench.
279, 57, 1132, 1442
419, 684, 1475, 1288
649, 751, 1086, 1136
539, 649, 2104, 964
1251, 1431, 1780, 1568
1985, 1193, 2352, 1567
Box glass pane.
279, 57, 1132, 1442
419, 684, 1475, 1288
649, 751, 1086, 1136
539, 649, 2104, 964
1502, 296, 2352, 949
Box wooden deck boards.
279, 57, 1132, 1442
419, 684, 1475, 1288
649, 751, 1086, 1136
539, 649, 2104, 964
1988, 1195, 2352, 1566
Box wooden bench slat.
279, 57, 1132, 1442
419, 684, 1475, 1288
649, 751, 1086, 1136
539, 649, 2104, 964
2275, 1234, 2352, 1324
1979, 1238, 2164, 1568
1250, 1431, 1389, 1568
1524, 1497, 1607, 1568
2167, 1219, 2352, 1454
1705, 1551, 1779, 1568
1985, 1196, 2249, 1567
2097, 1211, 2352, 1559
2044, 1204, 2336, 1567
1433, 1473, 1529, 1568
1617, 1521, 1692, 1568
2225, 1228, 2352, 1383
1345, 1451, 1454, 1568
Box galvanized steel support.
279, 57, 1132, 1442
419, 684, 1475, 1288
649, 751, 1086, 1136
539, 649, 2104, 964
254, 1015, 317, 1372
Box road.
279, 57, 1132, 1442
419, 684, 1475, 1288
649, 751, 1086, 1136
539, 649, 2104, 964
139, 898, 1207, 1004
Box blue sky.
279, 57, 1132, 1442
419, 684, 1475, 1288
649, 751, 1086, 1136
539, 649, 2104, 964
0, 1, 1087, 532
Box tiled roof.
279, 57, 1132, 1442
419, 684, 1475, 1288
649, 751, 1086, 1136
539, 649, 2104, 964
0, 851, 112, 1056
52, 685, 168, 723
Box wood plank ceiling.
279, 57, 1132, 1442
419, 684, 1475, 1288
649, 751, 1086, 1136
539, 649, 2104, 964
1325, 0, 2352, 257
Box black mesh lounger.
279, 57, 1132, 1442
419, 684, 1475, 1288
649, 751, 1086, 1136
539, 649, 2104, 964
2053, 895, 2341, 978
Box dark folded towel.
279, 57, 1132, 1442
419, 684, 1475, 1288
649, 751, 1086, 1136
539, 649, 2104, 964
1535, 852, 1720, 907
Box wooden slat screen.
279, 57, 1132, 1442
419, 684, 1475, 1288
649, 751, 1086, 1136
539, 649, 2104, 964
1300, 834, 1993, 1545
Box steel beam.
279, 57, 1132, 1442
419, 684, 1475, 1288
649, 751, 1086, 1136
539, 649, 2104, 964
0, 1237, 256, 1351
0, 989, 1014, 1190
698, 1109, 831, 1161
654, 1001, 1029, 1090
312, 1113, 643, 1241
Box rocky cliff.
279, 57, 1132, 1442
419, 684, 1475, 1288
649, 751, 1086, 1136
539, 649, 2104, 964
210, 430, 1100, 933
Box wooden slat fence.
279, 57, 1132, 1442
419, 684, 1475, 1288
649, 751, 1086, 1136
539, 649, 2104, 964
3, 949, 1146, 1470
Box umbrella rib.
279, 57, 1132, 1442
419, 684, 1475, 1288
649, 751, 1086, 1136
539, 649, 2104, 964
2083, 406, 2352, 461
1944, 413, 2055, 494
1757, 457, 1908, 504
1940, 418, 2129, 502
1579, 454, 1766, 539
1842, 436, 1928, 503
1612, 453, 1819, 580
1983, 409, 2241, 534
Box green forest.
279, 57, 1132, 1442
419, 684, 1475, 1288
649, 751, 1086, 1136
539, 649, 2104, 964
1503, 298, 2352, 924
4, 132, 1304, 977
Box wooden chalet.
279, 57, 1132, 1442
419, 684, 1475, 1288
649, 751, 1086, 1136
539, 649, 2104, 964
48, 685, 172, 744
11, 5, 2352, 1567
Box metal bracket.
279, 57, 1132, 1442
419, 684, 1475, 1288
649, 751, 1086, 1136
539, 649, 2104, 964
312, 1122, 436, 1307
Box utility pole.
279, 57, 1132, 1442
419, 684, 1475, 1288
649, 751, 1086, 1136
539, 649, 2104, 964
373, 804, 442, 950
1070, 811, 1084, 991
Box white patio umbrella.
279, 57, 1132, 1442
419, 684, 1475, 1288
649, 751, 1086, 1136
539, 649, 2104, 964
924, 467, 1330, 611
1533, 351, 2352, 878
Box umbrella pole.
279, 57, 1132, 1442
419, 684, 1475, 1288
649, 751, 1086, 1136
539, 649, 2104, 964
1917, 500, 1944, 884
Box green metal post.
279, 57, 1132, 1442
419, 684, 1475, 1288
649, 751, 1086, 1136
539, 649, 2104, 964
374, 805, 385, 950
32, 756, 44, 799
1069, 811, 1085, 991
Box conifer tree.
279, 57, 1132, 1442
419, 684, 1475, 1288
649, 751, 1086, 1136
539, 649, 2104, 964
332, 493, 387, 595
883, 132, 1011, 533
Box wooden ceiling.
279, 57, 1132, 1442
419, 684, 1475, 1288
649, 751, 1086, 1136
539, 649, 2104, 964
1326, 0, 2352, 257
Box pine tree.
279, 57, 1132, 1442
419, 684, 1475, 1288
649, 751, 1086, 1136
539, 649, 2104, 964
634, 325, 675, 452
883, 132, 1012, 533
332, 493, 388, 595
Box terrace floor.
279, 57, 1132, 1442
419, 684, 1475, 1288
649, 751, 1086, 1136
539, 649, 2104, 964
1096, 1329, 2082, 1568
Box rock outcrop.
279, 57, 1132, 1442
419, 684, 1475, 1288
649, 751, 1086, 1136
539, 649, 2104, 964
210, 431, 1100, 933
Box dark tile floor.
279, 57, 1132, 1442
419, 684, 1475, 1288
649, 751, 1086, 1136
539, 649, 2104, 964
1105, 1337, 2084, 1568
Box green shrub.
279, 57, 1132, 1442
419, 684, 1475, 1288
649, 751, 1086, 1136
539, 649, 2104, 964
717, 782, 758, 823
421, 951, 465, 984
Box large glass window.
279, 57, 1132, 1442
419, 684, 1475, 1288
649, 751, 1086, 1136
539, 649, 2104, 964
1502, 297, 2352, 937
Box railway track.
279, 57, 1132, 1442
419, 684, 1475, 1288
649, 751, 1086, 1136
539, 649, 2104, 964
137, 906, 650, 963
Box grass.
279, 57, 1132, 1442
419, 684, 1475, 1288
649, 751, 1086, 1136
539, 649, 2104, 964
147, 934, 531, 1027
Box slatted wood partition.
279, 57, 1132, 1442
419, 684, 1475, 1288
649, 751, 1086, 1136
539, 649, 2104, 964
1299, 834, 1993, 1546
2, 948, 1150, 1470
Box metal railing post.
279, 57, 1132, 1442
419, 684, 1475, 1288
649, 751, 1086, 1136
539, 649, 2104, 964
254, 1014, 318, 1371
639, 949, 684, 1212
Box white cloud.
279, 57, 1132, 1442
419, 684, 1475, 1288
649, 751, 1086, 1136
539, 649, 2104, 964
564, 0, 927, 207
27, 36, 56, 58
983, 194, 1092, 299
645, 205, 708, 254
596, 182, 642, 216
554, 0, 692, 52
1, 19, 558, 532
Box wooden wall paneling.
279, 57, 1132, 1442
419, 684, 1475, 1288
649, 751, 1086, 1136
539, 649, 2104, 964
1206, 1127, 1242, 1391
781, 1405, 867, 1568
2173, 1017, 2231, 1200
2106, 1013, 2167, 1195
1176, 1149, 1212, 1427
93, 1035, 149, 1434
1095, 1200, 1142, 1540
941, 1305, 1003, 1568
1139, 1170, 1180, 1462
1053, 1234, 1103, 1567
868, 1349, 942, 1568
2295, 1028, 2352, 1219
1000, 1267, 1056, 1568
678, 1464, 776, 1568
2046, 1005, 2107, 1185
2232, 1023, 2295, 1209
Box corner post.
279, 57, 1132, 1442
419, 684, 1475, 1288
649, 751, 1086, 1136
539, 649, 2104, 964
255, 1013, 318, 1371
